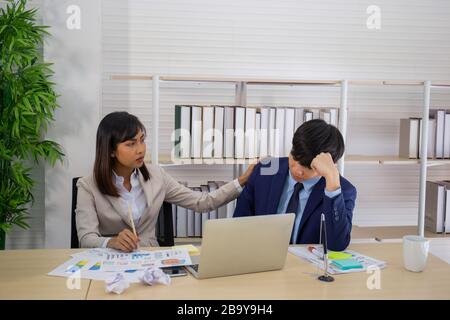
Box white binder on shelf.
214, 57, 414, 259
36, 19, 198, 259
304, 110, 313, 122
275, 108, 285, 157
446, 186, 450, 233
294, 108, 304, 132
435, 110, 446, 158
187, 207, 195, 237
215, 181, 228, 219
284, 108, 295, 156
234, 107, 246, 159
200, 185, 210, 235
207, 181, 218, 220
312, 108, 320, 120
202, 106, 214, 158
190, 105, 202, 158
419, 118, 437, 158
429, 118, 437, 159
193, 187, 202, 237
443, 112, 450, 158
441, 181, 450, 233
255, 112, 261, 158
329, 108, 338, 127
176, 205, 188, 237
320, 109, 331, 124
213, 106, 224, 159
260, 108, 270, 157
226, 199, 236, 218
187, 187, 195, 237
269, 107, 276, 157
174, 105, 191, 159
224, 106, 235, 158
425, 181, 446, 233
399, 118, 420, 159
171, 203, 177, 237
245, 107, 257, 159
176, 181, 189, 237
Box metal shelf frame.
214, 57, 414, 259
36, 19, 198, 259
110, 74, 450, 237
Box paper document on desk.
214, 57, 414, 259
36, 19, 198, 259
101, 248, 192, 272
47, 255, 141, 282
48, 248, 192, 281
288, 246, 386, 274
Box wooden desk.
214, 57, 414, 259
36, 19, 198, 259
87, 243, 450, 300
0, 244, 448, 300
0, 249, 90, 300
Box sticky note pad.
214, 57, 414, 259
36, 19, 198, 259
331, 258, 363, 270
328, 251, 353, 260
172, 244, 200, 255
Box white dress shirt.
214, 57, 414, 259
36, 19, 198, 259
102, 170, 147, 248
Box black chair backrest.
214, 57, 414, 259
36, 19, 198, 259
155, 202, 175, 247
71, 177, 80, 248
71, 177, 174, 248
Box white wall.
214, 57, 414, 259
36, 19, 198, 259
8, 0, 450, 249
101, 0, 450, 227
42, 0, 102, 248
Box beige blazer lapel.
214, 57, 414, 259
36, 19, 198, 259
136, 169, 154, 227
105, 169, 154, 229
106, 194, 133, 229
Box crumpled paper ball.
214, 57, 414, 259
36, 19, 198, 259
140, 267, 171, 286
105, 273, 130, 294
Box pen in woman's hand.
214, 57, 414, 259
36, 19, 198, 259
128, 205, 140, 250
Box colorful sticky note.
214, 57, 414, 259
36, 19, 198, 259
172, 244, 200, 255
328, 251, 353, 260
331, 258, 363, 270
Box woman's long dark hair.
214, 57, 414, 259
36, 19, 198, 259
94, 112, 150, 197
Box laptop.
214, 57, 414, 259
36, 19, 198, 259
186, 213, 295, 279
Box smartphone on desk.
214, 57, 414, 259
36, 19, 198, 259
161, 266, 188, 277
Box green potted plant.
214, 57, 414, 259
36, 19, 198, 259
0, 0, 64, 249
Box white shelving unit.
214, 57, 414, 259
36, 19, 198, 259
110, 74, 450, 237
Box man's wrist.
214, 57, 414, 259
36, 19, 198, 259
325, 170, 340, 192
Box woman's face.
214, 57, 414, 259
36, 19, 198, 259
112, 130, 146, 169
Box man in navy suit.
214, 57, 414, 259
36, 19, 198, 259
234, 119, 357, 251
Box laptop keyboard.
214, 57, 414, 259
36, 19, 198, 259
190, 264, 199, 272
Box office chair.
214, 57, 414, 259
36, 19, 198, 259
71, 177, 81, 249
154, 202, 175, 247
71, 177, 174, 248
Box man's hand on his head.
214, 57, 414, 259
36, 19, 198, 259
311, 152, 340, 192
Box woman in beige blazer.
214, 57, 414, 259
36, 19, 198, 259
76, 112, 255, 251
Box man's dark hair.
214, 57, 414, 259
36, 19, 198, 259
291, 119, 345, 168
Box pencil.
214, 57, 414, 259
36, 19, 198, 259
128, 205, 138, 239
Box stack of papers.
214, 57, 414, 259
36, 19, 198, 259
288, 246, 386, 274
48, 248, 192, 282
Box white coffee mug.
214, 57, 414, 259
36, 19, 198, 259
403, 235, 429, 272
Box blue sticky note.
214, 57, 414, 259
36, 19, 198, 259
331, 258, 363, 270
